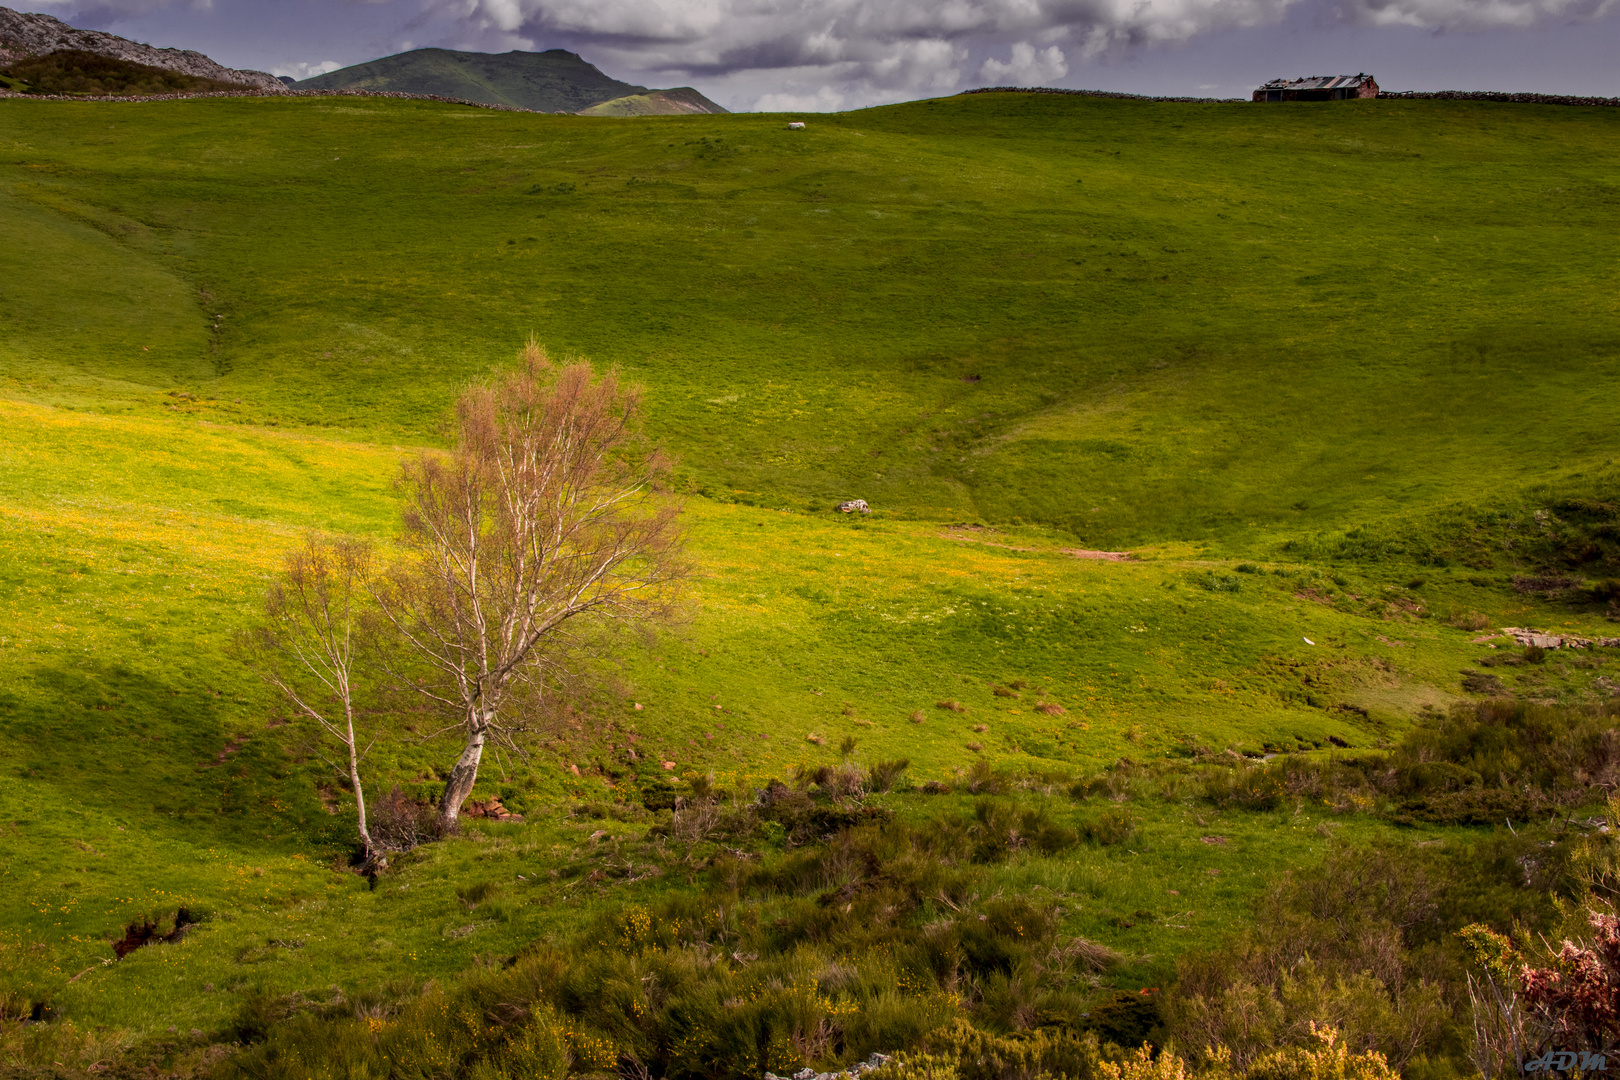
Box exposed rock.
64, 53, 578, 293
1501, 627, 1620, 650
0, 6, 285, 91
764, 1052, 893, 1080
461, 797, 523, 822
836, 499, 870, 514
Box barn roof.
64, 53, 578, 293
1257, 74, 1376, 91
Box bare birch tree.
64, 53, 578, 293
375, 342, 684, 830
239, 535, 379, 862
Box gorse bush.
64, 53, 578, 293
221, 800, 1124, 1080
1192, 697, 1620, 823
1162, 825, 1620, 1077
868, 758, 912, 793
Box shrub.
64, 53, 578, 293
1235, 563, 1262, 574
367, 786, 442, 853
1203, 763, 1284, 811
867, 758, 911, 793
841, 735, 859, 758
1081, 808, 1135, 846
220, 806, 1114, 1080
971, 799, 1079, 860
1460, 670, 1507, 695
1446, 611, 1492, 631
965, 760, 1008, 795
916, 1020, 1101, 1080
1159, 835, 1592, 1076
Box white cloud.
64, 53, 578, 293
271, 59, 343, 79
980, 41, 1068, 84
754, 84, 847, 111
1333, 0, 1618, 28
354, 0, 1620, 108
427, 0, 1305, 101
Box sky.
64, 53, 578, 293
22, 0, 1620, 111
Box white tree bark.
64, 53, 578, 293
375, 343, 683, 829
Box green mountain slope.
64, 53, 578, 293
1, 93, 1618, 1063
3, 93, 1613, 548
579, 86, 730, 116
294, 47, 722, 114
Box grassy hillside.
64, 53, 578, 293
579, 88, 731, 117
294, 48, 652, 113
1, 92, 1615, 547
0, 90, 1617, 1073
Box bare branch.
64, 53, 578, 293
372, 342, 686, 828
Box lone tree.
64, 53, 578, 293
240, 535, 379, 863
376, 342, 684, 829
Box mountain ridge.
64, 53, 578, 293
297, 47, 727, 115
0, 6, 284, 91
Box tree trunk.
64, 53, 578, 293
347, 713, 372, 861
438, 727, 485, 830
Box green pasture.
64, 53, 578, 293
1, 89, 1618, 1052
1, 92, 1617, 544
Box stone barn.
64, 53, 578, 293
1254, 74, 1378, 102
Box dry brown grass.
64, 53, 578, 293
937, 700, 967, 713
992, 686, 1020, 698
1035, 701, 1067, 716
966, 741, 984, 753
806, 733, 826, 746
908, 710, 925, 724
972, 723, 989, 733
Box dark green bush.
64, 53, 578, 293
1080, 809, 1135, 846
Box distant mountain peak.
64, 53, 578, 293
297, 47, 726, 115
0, 6, 285, 91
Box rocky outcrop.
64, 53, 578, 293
0, 6, 285, 91
0, 85, 536, 110
765, 1053, 893, 1080
1501, 627, 1620, 650
836, 500, 871, 514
